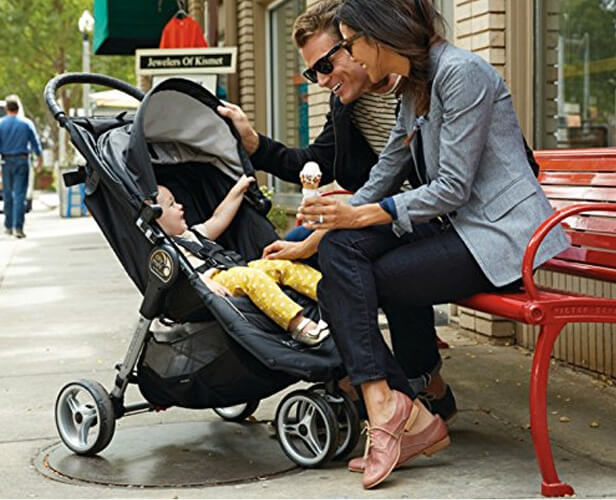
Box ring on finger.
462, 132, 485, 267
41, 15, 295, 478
319, 214, 324, 224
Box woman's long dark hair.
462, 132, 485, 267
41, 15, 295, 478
337, 0, 445, 117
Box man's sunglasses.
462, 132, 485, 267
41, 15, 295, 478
301, 32, 365, 84
302, 42, 342, 83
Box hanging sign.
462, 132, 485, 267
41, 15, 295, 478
135, 47, 237, 75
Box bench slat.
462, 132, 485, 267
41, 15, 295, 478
542, 258, 616, 282
562, 215, 616, 233
549, 199, 616, 217
539, 172, 616, 187
536, 149, 616, 171
542, 185, 616, 202
554, 246, 616, 269
567, 230, 616, 251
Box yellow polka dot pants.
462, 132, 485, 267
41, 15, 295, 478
210, 259, 322, 330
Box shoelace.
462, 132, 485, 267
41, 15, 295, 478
360, 402, 422, 459
360, 421, 398, 459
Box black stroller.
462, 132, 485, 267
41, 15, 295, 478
45, 74, 360, 468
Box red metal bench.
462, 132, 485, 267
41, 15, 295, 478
458, 148, 616, 497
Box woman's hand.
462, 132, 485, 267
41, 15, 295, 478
298, 197, 359, 230
262, 239, 314, 260
298, 197, 393, 230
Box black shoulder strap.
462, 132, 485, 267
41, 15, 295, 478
523, 136, 540, 177
173, 232, 247, 271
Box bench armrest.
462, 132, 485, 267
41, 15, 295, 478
522, 202, 616, 299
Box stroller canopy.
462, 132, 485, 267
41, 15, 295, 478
98, 78, 251, 204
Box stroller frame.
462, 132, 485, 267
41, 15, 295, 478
45, 73, 361, 468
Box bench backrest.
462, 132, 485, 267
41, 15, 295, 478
536, 148, 616, 282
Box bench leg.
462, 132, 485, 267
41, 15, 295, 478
530, 322, 574, 497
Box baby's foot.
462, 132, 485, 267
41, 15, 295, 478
290, 318, 329, 346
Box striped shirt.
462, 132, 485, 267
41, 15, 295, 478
351, 89, 399, 156
351, 82, 414, 191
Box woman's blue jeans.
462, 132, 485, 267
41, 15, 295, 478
285, 223, 442, 395
2, 157, 29, 230
317, 223, 503, 398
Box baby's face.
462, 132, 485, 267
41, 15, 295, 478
156, 186, 188, 236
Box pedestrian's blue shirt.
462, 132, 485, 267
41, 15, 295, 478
0, 115, 42, 156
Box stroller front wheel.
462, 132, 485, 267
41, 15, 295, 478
275, 389, 339, 468
213, 400, 259, 422
55, 379, 116, 456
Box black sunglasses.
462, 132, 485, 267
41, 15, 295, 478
340, 32, 364, 56
302, 41, 343, 84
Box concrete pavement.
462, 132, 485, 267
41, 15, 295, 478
1, 193, 615, 498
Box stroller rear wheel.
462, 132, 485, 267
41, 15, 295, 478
275, 389, 339, 468
213, 400, 260, 422
55, 379, 116, 456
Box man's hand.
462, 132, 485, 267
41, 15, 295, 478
36, 156, 43, 174
217, 102, 260, 155
262, 239, 315, 260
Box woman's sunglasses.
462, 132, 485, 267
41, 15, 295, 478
301, 33, 363, 84
340, 32, 364, 56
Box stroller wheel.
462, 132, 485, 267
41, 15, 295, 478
55, 379, 116, 456
275, 389, 339, 468
213, 400, 259, 422
309, 384, 361, 460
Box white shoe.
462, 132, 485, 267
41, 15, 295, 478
290, 318, 330, 346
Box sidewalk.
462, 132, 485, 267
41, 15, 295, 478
0, 194, 615, 499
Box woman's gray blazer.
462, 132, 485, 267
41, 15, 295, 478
350, 42, 569, 287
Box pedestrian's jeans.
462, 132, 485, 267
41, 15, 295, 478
317, 222, 513, 399
2, 156, 30, 231
285, 223, 442, 394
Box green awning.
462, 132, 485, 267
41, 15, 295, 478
93, 0, 177, 55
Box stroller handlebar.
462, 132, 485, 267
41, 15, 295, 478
45, 73, 145, 126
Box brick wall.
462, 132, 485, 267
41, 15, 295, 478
454, 0, 506, 79
237, 0, 257, 125
306, 0, 331, 144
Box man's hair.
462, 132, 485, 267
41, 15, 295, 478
292, 0, 342, 48
5, 94, 20, 113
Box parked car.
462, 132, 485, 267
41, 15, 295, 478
0, 99, 35, 214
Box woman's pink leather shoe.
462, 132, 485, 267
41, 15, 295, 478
348, 410, 450, 473
361, 390, 413, 489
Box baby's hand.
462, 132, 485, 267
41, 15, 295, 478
202, 276, 232, 297
233, 174, 256, 194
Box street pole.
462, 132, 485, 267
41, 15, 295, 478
78, 9, 94, 117
82, 32, 90, 116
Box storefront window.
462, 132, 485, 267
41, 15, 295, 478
267, 0, 307, 206
537, 0, 616, 149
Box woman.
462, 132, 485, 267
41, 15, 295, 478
298, 0, 570, 489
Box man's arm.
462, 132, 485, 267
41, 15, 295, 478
193, 175, 255, 240
218, 98, 337, 186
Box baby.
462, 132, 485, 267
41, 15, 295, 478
155, 175, 328, 346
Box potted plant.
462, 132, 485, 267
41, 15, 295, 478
35, 166, 55, 190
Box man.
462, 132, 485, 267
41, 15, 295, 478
218, 0, 456, 422
0, 95, 42, 238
